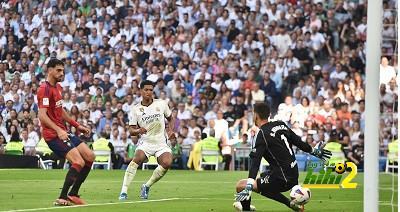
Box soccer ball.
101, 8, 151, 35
290, 185, 311, 205
335, 163, 346, 174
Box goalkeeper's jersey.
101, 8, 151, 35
129, 99, 172, 144
248, 121, 313, 185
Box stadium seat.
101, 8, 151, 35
232, 147, 252, 171
36, 155, 54, 169
385, 140, 398, 173
142, 156, 158, 170
199, 150, 220, 171
295, 154, 307, 172
385, 153, 398, 173
92, 150, 112, 170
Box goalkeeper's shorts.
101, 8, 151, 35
257, 168, 296, 194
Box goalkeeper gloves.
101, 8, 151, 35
235, 179, 254, 201
311, 141, 332, 162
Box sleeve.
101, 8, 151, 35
286, 123, 313, 153
320, 34, 326, 44
248, 129, 267, 180
129, 107, 138, 126
164, 100, 172, 118
294, 58, 301, 68
108, 142, 114, 152
37, 85, 50, 108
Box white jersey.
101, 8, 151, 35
129, 99, 172, 144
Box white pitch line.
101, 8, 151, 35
1, 197, 396, 212
3, 198, 180, 212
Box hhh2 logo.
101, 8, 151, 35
302, 162, 357, 189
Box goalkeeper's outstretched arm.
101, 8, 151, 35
287, 125, 332, 162
287, 127, 313, 153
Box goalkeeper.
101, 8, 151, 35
234, 103, 332, 211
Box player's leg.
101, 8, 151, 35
58, 148, 84, 205
68, 137, 96, 203
140, 148, 172, 199
254, 172, 302, 211
260, 189, 303, 211
145, 151, 172, 188
47, 139, 84, 206
120, 149, 147, 199
234, 179, 259, 211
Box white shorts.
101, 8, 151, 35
136, 141, 171, 160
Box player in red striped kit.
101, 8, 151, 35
38, 58, 95, 206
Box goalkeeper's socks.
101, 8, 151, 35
241, 197, 251, 211
60, 163, 82, 199
261, 191, 290, 207
121, 161, 139, 194
69, 160, 93, 196
145, 165, 168, 187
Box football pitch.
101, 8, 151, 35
0, 169, 397, 212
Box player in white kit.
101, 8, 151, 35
119, 80, 175, 200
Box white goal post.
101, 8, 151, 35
364, 0, 383, 211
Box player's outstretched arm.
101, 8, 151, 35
38, 108, 69, 140
287, 126, 313, 153
289, 126, 332, 162
61, 109, 91, 136
287, 125, 332, 162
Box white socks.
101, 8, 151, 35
145, 165, 168, 188
121, 161, 139, 194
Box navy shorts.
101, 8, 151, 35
47, 135, 83, 158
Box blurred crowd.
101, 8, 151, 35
0, 0, 398, 170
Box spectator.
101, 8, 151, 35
347, 134, 364, 170
170, 137, 183, 169
20, 128, 36, 156
91, 131, 117, 169
177, 102, 191, 120
260, 72, 276, 107
380, 56, 396, 86
274, 25, 292, 57
4, 131, 24, 155
97, 110, 113, 133
337, 103, 351, 121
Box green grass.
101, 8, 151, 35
0, 169, 397, 211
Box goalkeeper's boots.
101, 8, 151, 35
119, 193, 127, 200
68, 195, 87, 205
233, 202, 256, 211
289, 201, 305, 212
141, 184, 150, 199
54, 198, 74, 206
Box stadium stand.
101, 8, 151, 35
0, 0, 397, 171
